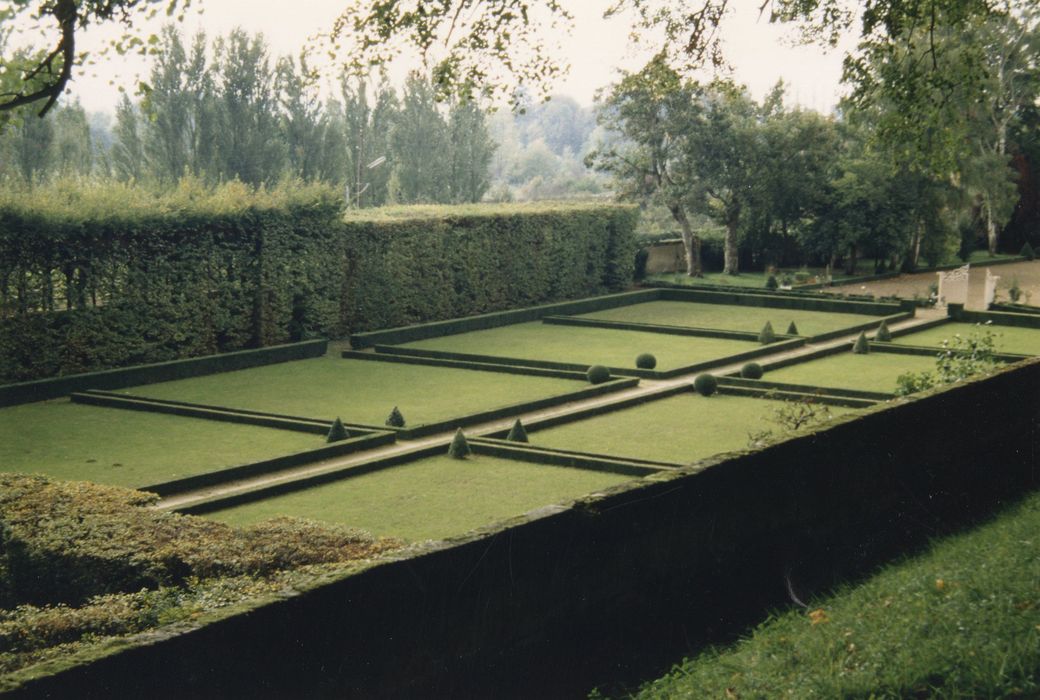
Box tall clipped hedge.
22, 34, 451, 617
0, 184, 637, 383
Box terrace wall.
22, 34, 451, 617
9, 358, 1038, 698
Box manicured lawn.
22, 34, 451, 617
399, 322, 760, 370
580, 301, 883, 337
207, 455, 631, 541
123, 355, 583, 425
530, 393, 856, 464
764, 352, 939, 393
626, 490, 1040, 699
0, 400, 321, 488
892, 322, 1040, 356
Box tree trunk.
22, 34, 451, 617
669, 204, 702, 277
984, 200, 998, 255
723, 206, 740, 275
845, 245, 858, 276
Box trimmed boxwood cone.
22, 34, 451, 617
448, 428, 471, 459
852, 331, 869, 354
506, 419, 529, 442
787, 321, 798, 335
875, 320, 892, 342
326, 417, 350, 443
385, 406, 405, 427
758, 321, 776, 344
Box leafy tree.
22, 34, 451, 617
277, 54, 330, 182
112, 93, 145, 181
140, 26, 198, 183
341, 76, 397, 207
49, 100, 93, 176
447, 98, 495, 203
388, 73, 450, 204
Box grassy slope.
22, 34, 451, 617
627, 490, 1040, 699
125, 355, 581, 426
764, 352, 938, 393
208, 455, 631, 541
582, 301, 883, 337
400, 322, 758, 370
530, 394, 856, 464
0, 400, 321, 487
893, 322, 1040, 356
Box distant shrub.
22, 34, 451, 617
852, 331, 869, 354
1009, 279, 1022, 303
326, 417, 350, 443
635, 353, 657, 369
506, 418, 529, 443
765, 275, 778, 290
587, 365, 612, 384
448, 428, 471, 459
740, 362, 764, 379
758, 321, 776, 344
786, 321, 798, 335
1021, 242, 1035, 261
385, 406, 405, 427
794, 271, 811, 284
693, 374, 718, 396
875, 320, 892, 342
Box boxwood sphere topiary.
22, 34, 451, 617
740, 362, 764, 379
635, 352, 657, 369
693, 373, 718, 396
587, 364, 612, 384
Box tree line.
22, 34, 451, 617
0, 26, 496, 207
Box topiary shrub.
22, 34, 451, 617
385, 406, 405, 427
448, 428, 471, 459
693, 373, 718, 396
740, 362, 764, 379
758, 321, 776, 344
635, 353, 657, 369
1021, 241, 1035, 261
326, 417, 350, 443
852, 331, 869, 354
875, 320, 892, 342
786, 321, 798, 335
506, 418, 529, 443
765, 275, 778, 290
587, 365, 611, 384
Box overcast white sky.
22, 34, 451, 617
52, 0, 852, 115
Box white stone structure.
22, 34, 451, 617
984, 268, 1000, 308
937, 264, 970, 307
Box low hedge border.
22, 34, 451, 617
989, 302, 1040, 316
869, 342, 1032, 364
175, 443, 448, 516
948, 304, 1040, 329
657, 287, 904, 316
798, 270, 902, 289
71, 391, 342, 435
714, 378, 881, 408
718, 375, 895, 401
466, 438, 673, 477
882, 317, 952, 340
0, 339, 328, 408
340, 349, 590, 381
391, 377, 641, 439
141, 431, 398, 498
805, 312, 915, 344
469, 437, 682, 469
373, 338, 807, 380
349, 290, 658, 348
540, 315, 780, 342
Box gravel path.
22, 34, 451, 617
824, 260, 1040, 310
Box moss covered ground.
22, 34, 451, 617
763, 352, 939, 393
207, 454, 631, 541
580, 301, 883, 337
530, 394, 856, 464
398, 322, 760, 371
123, 355, 582, 426
622, 490, 1040, 699
892, 322, 1040, 355
0, 401, 321, 488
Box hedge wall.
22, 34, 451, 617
0, 185, 637, 383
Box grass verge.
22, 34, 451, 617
618, 490, 1040, 699
764, 352, 938, 393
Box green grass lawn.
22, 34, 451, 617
207, 455, 631, 541
530, 394, 856, 464
893, 322, 1040, 356
123, 355, 582, 426
626, 490, 1040, 699
0, 400, 322, 488
399, 322, 760, 370
580, 301, 883, 337
764, 352, 939, 393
